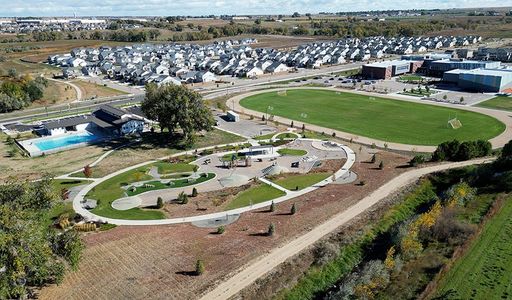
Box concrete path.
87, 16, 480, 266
47, 77, 82, 101
200, 157, 494, 300
72, 142, 355, 226
230, 87, 512, 152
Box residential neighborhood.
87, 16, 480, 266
49, 35, 482, 85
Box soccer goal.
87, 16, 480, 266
448, 118, 463, 129
277, 90, 288, 96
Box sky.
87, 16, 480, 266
0, 0, 509, 17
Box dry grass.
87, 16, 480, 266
72, 79, 128, 99
38, 150, 412, 300
35, 80, 77, 106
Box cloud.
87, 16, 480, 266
0, 0, 507, 17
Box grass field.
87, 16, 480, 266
477, 96, 512, 112
72, 80, 128, 99
399, 75, 423, 82
225, 183, 286, 210
271, 172, 331, 191
434, 195, 512, 299
126, 173, 215, 196
277, 148, 307, 156
240, 89, 505, 146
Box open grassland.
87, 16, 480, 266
271, 172, 331, 191
225, 183, 286, 210
240, 89, 505, 146
434, 195, 512, 300
72, 79, 129, 99
477, 96, 512, 112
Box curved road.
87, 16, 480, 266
200, 157, 494, 300
230, 87, 512, 153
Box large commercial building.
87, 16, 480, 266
443, 68, 512, 92
427, 59, 501, 76
362, 60, 422, 80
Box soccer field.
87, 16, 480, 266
239, 89, 505, 146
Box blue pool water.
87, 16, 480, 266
34, 132, 101, 151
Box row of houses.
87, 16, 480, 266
0, 18, 108, 34
49, 35, 481, 86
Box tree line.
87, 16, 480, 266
0, 73, 48, 113
0, 176, 84, 299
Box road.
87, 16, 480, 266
200, 157, 493, 300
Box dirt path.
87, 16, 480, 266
200, 157, 494, 300
46, 77, 82, 101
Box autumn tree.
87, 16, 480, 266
142, 83, 215, 143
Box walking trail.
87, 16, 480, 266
200, 157, 494, 300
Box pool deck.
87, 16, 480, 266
17, 130, 107, 157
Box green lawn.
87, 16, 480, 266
51, 179, 92, 192
225, 183, 286, 210
255, 132, 278, 140
154, 162, 196, 174
399, 75, 423, 82
240, 89, 505, 146
275, 132, 298, 139
477, 96, 512, 112
277, 148, 308, 156
126, 173, 215, 196
271, 172, 331, 191
87, 165, 161, 220
434, 195, 512, 299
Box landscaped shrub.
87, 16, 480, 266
74, 223, 97, 232
178, 191, 188, 204
379, 161, 384, 170
270, 201, 276, 212
195, 259, 205, 275
191, 187, 198, 197
409, 155, 426, 167
291, 203, 297, 215
432, 139, 492, 162
267, 223, 276, 236
157, 197, 164, 209
216, 226, 225, 234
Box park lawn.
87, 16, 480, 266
255, 132, 278, 140
434, 195, 512, 299
240, 89, 505, 146
51, 179, 92, 192
225, 183, 286, 210
477, 96, 512, 112
271, 172, 331, 191
154, 162, 196, 174
277, 148, 308, 156
87, 166, 165, 220
275, 132, 298, 139
399, 75, 423, 82
126, 173, 215, 196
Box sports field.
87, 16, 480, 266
239, 90, 505, 146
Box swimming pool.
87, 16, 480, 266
34, 131, 101, 151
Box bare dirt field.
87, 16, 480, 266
38, 149, 413, 300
